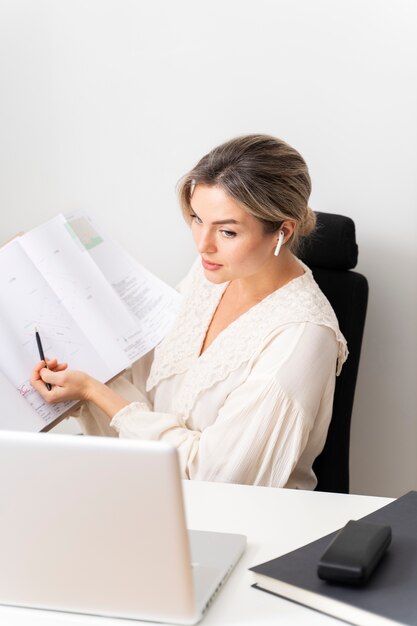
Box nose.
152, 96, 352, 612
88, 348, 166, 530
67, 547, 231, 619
195, 228, 217, 254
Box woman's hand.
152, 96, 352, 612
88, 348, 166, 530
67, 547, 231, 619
30, 358, 130, 418
30, 358, 94, 404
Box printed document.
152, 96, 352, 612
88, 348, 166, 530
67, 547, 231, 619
0, 214, 182, 431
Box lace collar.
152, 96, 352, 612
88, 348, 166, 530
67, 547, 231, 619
147, 261, 348, 413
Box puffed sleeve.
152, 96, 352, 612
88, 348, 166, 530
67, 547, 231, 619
110, 322, 339, 487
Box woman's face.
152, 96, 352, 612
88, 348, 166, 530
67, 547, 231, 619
189, 184, 277, 284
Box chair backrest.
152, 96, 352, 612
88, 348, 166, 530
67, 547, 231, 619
299, 212, 368, 493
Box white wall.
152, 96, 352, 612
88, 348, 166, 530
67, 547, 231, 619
1, 0, 416, 497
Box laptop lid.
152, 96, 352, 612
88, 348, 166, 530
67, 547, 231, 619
0, 431, 217, 624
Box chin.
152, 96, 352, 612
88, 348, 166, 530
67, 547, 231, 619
203, 269, 229, 284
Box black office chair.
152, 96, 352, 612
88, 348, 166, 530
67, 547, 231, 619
299, 212, 368, 494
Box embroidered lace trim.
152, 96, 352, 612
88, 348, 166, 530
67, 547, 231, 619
147, 261, 347, 415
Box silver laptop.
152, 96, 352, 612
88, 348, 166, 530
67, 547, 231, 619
0, 431, 245, 624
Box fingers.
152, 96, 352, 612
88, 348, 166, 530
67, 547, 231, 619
32, 358, 67, 374
30, 360, 47, 385
30, 358, 68, 388
30, 378, 59, 402
30, 375, 57, 401
53, 362, 68, 372
44, 357, 68, 371
31, 368, 70, 404
45, 359, 68, 372
30, 359, 87, 404
39, 367, 67, 386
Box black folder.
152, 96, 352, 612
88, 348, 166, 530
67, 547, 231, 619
250, 491, 417, 626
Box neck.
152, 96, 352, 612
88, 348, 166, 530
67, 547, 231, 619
229, 252, 304, 304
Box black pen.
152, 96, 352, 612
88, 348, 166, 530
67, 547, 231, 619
35, 328, 52, 391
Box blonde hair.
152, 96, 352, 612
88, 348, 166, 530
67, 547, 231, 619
178, 134, 316, 253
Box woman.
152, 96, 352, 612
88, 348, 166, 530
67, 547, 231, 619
31, 134, 347, 489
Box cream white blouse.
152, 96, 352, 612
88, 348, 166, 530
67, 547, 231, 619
76, 260, 347, 490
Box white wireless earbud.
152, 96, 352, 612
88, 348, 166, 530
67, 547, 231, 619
274, 230, 285, 257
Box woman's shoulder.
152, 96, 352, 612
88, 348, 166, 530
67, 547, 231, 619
273, 262, 348, 373
271, 262, 336, 324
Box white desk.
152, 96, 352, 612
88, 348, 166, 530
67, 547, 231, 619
0, 482, 391, 625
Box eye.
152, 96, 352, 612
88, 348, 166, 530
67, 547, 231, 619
190, 213, 202, 224
220, 229, 237, 238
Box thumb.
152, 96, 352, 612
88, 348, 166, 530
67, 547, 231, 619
40, 367, 65, 386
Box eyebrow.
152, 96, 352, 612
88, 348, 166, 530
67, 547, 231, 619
212, 218, 239, 225
190, 208, 240, 226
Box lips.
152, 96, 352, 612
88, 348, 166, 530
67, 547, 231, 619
201, 258, 223, 271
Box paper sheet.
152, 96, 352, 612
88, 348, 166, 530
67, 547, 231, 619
65, 213, 182, 360
20, 215, 134, 370
0, 240, 119, 428
0, 213, 182, 431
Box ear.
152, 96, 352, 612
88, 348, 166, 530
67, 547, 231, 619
279, 219, 297, 241
273, 220, 297, 257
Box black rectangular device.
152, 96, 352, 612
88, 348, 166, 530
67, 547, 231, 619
317, 520, 392, 585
